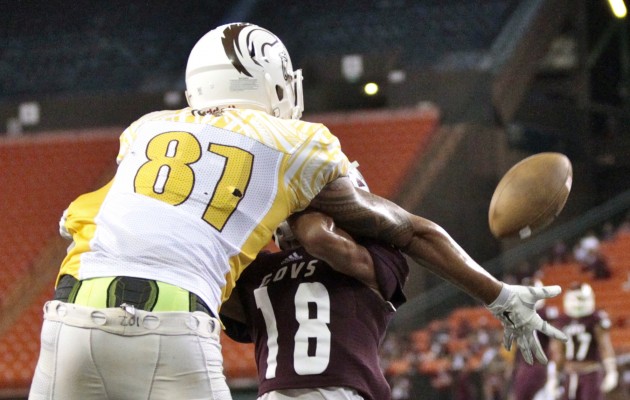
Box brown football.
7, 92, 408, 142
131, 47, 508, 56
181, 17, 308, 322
488, 152, 573, 239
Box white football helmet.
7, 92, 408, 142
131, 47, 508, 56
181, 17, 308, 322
274, 162, 369, 250
185, 22, 304, 119
563, 282, 595, 318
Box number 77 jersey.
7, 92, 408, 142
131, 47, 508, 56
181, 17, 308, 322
555, 310, 611, 362
77, 108, 350, 318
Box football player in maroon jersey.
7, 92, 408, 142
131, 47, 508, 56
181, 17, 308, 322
509, 279, 561, 400
549, 282, 618, 400
222, 208, 409, 399
221, 171, 409, 399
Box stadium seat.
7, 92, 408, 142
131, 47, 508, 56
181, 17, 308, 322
0, 130, 118, 390
318, 107, 440, 198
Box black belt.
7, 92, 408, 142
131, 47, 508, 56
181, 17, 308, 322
55, 274, 214, 317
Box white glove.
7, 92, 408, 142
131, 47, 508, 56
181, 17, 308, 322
601, 357, 618, 392
59, 208, 72, 240
487, 283, 568, 365
541, 361, 560, 400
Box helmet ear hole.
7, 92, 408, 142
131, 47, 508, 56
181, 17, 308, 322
275, 85, 284, 101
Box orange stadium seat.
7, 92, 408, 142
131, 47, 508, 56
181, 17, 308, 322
610, 327, 630, 353
0, 130, 119, 391
220, 334, 258, 386
0, 130, 119, 281
539, 261, 590, 285
317, 107, 440, 199
385, 358, 412, 376
410, 328, 431, 352
0, 289, 54, 390
449, 306, 501, 330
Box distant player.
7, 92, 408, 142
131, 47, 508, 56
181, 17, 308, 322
550, 282, 618, 400
510, 279, 560, 400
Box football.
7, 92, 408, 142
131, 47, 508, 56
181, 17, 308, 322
488, 152, 573, 239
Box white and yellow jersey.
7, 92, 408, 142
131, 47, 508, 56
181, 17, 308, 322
58, 180, 113, 284
68, 108, 350, 317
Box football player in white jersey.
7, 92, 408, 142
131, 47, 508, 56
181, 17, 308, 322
30, 22, 567, 400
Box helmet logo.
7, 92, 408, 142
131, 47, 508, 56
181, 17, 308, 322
221, 23, 282, 79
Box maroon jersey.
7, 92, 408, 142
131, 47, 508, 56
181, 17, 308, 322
223, 240, 408, 400
555, 310, 612, 362
511, 306, 559, 400
514, 307, 557, 367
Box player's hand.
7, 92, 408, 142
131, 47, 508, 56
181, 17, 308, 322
544, 361, 562, 399
486, 283, 568, 365
601, 370, 618, 392
59, 209, 72, 240
601, 358, 618, 392
544, 375, 560, 399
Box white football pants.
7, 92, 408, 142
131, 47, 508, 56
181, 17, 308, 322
259, 387, 365, 400
29, 300, 232, 400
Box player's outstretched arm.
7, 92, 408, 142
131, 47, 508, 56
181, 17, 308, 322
310, 177, 501, 303
288, 209, 379, 292
596, 322, 619, 392
310, 177, 567, 363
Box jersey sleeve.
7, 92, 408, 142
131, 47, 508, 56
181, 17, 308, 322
56, 180, 113, 285
362, 240, 409, 308
220, 280, 255, 343
117, 120, 141, 164
221, 314, 253, 343
116, 111, 168, 164
286, 124, 351, 210
59, 208, 72, 240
